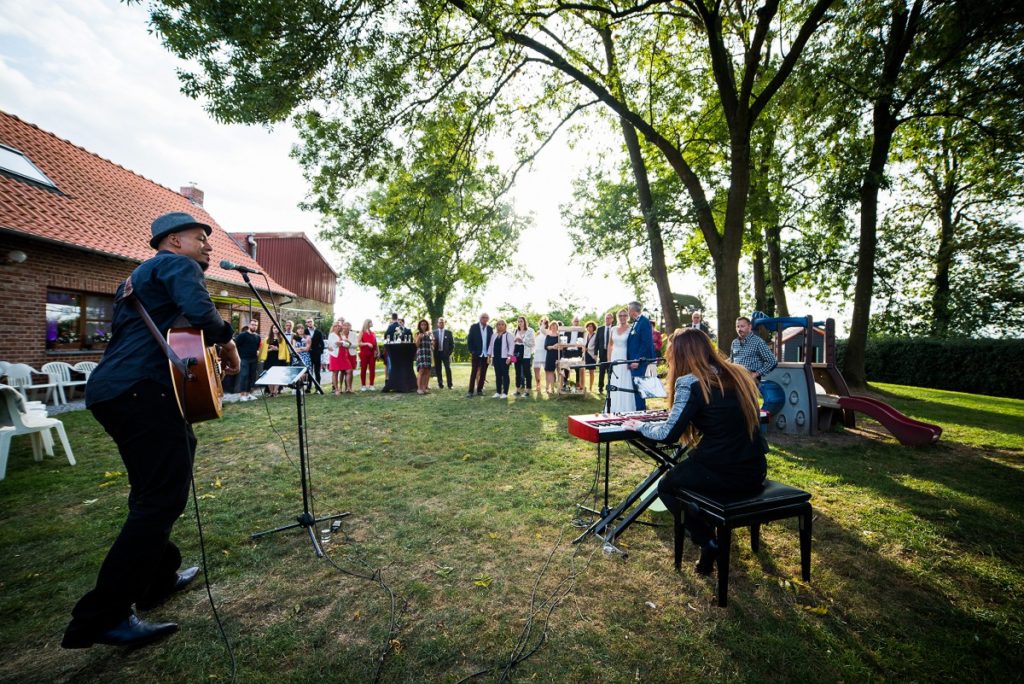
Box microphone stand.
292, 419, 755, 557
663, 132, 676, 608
240, 271, 348, 557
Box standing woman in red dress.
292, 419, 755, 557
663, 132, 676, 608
359, 319, 378, 391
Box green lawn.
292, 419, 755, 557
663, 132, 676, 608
1, 371, 1021, 683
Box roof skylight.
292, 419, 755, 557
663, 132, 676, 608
0, 144, 57, 188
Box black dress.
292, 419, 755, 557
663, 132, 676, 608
639, 374, 768, 545
544, 334, 559, 372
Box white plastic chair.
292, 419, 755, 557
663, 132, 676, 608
4, 363, 62, 406
73, 361, 98, 380
42, 361, 88, 403
0, 385, 75, 480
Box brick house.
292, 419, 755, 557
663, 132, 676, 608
0, 111, 294, 370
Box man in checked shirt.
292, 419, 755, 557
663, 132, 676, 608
730, 316, 777, 380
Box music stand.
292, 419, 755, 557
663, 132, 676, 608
250, 348, 350, 557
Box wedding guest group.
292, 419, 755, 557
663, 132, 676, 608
224, 302, 677, 403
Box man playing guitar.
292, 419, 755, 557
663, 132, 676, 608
62, 212, 240, 649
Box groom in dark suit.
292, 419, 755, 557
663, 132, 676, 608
433, 317, 454, 389
466, 312, 493, 397
594, 312, 614, 394
625, 301, 656, 410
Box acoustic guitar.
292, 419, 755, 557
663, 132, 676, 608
167, 328, 224, 423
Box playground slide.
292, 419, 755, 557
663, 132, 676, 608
837, 396, 942, 446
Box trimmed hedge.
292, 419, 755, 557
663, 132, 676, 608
836, 337, 1024, 399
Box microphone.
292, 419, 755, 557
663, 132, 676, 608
219, 259, 262, 275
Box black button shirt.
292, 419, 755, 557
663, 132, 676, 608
86, 251, 234, 407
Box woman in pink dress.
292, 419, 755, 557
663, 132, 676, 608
327, 320, 346, 395
338, 320, 357, 393
358, 319, 378, 390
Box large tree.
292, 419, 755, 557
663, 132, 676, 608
811, 0, 1024, 386
869, 112, 1024, 337
315, 106, 529, 323
146, 0, 835, 348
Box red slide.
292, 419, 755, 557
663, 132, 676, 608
837, 396, 942, 446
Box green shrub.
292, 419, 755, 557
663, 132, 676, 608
836, 337, 1024, 398
452, 337, 470, 363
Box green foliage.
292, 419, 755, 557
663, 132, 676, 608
316, 102, 529, 322
837, 337, 1024, 398
870, 107, 1024, 337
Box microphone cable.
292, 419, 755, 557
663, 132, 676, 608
454, 473, 607, 683
175, 386, 236, 682
189, 468, 237, 683
250, 344, 403, 683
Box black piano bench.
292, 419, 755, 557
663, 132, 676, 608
672, 480, 812, 608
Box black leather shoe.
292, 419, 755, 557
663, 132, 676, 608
695, 542, 718, 576
62, 614, 178, 649
136, 566, 201, 611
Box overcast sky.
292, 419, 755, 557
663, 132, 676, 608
2, 0, 825, 331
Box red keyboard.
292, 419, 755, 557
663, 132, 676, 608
568, 409, 770, 443
567, 410, 670, 443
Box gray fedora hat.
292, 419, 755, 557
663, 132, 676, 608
150, 212, 213, 249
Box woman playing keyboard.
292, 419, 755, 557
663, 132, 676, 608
622, 328, 767, 575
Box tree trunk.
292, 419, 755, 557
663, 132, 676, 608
930, 191, 955, 337
599, 27, 679, 333
842, 2, 921, 388
424, 292, 446, 328
753, 244, 768, 314
765, 221, 789, 317
844, 109, 897, 388
715, 134, 751, 350
619, 120, 679, 332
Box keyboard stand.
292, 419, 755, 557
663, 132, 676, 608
573, 439, 685, 555
576, 441, 612, 520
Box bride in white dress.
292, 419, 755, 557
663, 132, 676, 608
607, 309, 636, 414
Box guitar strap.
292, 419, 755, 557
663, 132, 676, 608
116, 276, 194, 380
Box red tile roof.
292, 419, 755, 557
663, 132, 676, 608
0, 111, 292, 296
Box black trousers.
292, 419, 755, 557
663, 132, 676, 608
468, 355, 489, 393
67, 381, 195, 635
238, 358, 260, 392
513, 357, 532, 389
434, 352, 452, 388
657, 456, 763, 547
493, 357, 511, 394
306, 351, 324, 393
597, 353, 608, 392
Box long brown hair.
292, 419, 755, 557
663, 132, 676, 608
666, 328, 761, 439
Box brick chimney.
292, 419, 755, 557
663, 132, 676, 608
180, 184, 204, 207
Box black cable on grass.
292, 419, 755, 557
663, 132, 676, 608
455, 473, 608, 683
253, 352, 402, 684
189, 455, 237, 682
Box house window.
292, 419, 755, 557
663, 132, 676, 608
46, 290, 114, 351
0, 144, 57, 188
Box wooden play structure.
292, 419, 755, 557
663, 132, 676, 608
751, 314, 941, 446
